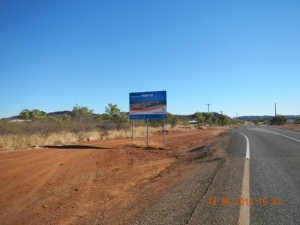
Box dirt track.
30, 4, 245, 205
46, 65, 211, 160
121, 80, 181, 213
0, 127, 229, 225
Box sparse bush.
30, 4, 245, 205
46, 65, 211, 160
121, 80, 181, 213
206, 117, 213, 126
2, 103, 225, 151
166, 113, 179, 127
0, 121, 32, 135
66, 122, 96, 140
149, 120, 163, 127
31, 109, 47, 121
19, 109, 47, 121
71, 105, 93, 122
104, 103, 129, 123
218, 115, 231, 126
294, 118, 300, 124
19, 109, 31, 120
270, 115, 287, 125
27, 122, 62, 135
182, 117, 189, 126
100, 122, 130, 131
193, 112, 205, 124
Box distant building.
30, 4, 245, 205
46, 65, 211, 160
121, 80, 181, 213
188, 120, 198, 124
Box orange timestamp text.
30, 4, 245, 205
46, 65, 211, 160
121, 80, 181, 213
208, 197, 281, 207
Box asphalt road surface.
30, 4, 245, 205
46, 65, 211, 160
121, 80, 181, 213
242, 126, 300, 225
134, 126, 300, 225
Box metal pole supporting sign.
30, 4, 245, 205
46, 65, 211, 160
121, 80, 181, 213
146, 119, 149, 148
132, 120, 134, 144
163, 119, 165, 148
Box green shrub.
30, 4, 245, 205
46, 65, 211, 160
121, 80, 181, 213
270, 115, 287, 125
294, 118, 300, 124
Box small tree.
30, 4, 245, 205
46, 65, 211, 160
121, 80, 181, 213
71, 105, 93, 122
19, 109, 31, 120
212, 114, 218, 125
182, 117, 189, 126
104, 103, 128, 123
205, 113, 213, 126
270, 115, 287, 125
105, 103, 121, 115
166, 113, 178, 127
294, 118, 300, 124
193, 112, 205, 124
218, 115, 231, 126
30, 109, 47, 121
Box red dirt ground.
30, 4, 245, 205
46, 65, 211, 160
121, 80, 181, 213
0, 127, 229, 225
275, 124, 300, 132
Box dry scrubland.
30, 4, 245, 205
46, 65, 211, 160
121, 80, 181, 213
0, 123, 198, 151
1, 104, 235, 151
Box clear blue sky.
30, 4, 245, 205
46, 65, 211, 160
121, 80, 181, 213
1, 0, 299, 118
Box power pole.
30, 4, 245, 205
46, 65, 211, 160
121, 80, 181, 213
206, 104, 211, 113
275, 103, 277, 116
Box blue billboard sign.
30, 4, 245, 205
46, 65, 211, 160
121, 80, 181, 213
129, 91, 167, 120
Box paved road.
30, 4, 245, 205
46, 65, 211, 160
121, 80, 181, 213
134, 126, 300, 225
189, 126, 300, 225
242, 126, 300, 225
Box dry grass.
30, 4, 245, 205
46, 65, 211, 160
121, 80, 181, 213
131, 140, 165, 149
103, 126, 170, 140
45, 132, 78, 145
0, 134, 42, 151
169, 125, 197, 132
103, 129, 132, 140
0, 132, 79, 151
0, 125, 196, 152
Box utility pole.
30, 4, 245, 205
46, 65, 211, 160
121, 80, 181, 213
206, 104, 211, 113
275, 103, 277, 116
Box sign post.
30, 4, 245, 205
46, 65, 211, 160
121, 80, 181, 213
131, 120, 134, 144
163, 119, 165, 147
129, 91, 167, 149
146, 119, 149, 147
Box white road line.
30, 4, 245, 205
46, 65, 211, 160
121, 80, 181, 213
235, 130, 250, 159
235, 130, 250, 225
275, 133, 300, 143
238, 159, 250, 225
247, 127, 300, 143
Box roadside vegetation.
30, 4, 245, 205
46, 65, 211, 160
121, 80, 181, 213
293, 118, 300, 125
0, 104, 235, 151
269, 115, 287, 125
251, 115, 291, 126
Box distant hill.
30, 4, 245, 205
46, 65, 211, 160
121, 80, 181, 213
237, 115, 300, 121
2, 111, 299, 122
47, 111, 72, 117
2, 115, 21, 121
1, 110, 72, 121
174, 112, 223, 119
